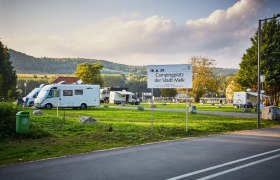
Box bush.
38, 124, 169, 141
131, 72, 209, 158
0, 102, 22, 138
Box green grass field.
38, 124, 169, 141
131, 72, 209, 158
0, 106, 278, 166
109, 102, 257, 113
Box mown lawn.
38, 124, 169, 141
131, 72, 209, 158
107, 102, 256, 113
0, 107, 278, 166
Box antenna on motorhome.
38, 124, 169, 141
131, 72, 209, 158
77, 80, 83, 84
39, 84, 45, 88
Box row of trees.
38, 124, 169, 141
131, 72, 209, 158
74, 63, 161, 97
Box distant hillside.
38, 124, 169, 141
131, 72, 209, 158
212, 67, 238, 76
9, 49, 238, 76
9, 49, 146, 75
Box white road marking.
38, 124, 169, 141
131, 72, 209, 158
166, 149, 280, 180
197, 154, 280, 180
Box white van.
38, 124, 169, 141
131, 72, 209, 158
233, 92, 259, 108
23, 84, 44, 107
109, 91, 139, 105
34, 84, 100, 109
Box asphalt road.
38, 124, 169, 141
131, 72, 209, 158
1, 127, 279, 180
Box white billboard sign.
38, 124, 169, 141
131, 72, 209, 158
147, 64, 192, 88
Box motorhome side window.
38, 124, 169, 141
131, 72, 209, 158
33, 92, 38, 98
63, 90, 73, 96
54, 90, 60, 97
75, 90, 83, 95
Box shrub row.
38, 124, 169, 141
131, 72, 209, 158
0, 102, 22, 138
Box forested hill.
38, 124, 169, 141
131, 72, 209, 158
9, 49, 146, 75
9, 49, 238, 76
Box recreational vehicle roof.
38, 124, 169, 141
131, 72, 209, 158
114, 91, 134, 95
234, 92, 270, 98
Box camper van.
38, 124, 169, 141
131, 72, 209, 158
233, 92, 257, 108
100, 87, 128, 103
34, 84, 100, 109
109, 91, 139, 105
23, 84, 44, 107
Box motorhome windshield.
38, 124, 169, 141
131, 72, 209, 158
37, 90, 49, 99
27, 88, 40, 98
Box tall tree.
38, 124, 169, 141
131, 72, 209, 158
102, 74, 126, 87
236, 16, 280, 105
226, 75, 243, 102
126, 75, 160, 98
74, 62, 103, 85
0, 41, 17, 100
216, 75, 228, 98
190, 56, 217, 102
160, 88, 177, 97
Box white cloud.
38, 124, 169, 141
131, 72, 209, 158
185, 0, 263, 47
4, 0, 265, 68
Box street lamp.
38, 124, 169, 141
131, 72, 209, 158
260, 74, 265, 90
257, 14, 280, 129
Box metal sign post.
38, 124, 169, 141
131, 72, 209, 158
151, 88, 154, 127
54, 89, 60, 117
57, 100, 59, 117
186, 89, 189, 132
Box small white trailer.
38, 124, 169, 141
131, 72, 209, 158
23, 84, 45, 107
109, 91, 137, 105
34, 84, 100, 109
233, 92, 257, 108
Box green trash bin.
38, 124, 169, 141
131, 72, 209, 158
16, 111, 30, 134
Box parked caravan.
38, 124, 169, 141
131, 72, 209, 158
109, 91, 139, 105
233, 91, 270, 108
34, 84, 100, 109
23, 84, 44, 107
233, 92, 256, 108
100, 87, 127, 103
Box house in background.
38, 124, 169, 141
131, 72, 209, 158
52, 76, 83, 84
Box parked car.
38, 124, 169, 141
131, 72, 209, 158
262, 106, 280, 120
243, 102, 253, 108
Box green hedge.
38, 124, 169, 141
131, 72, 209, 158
0, 102, 22, 138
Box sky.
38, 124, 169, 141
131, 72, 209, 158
0, 0, 279, 69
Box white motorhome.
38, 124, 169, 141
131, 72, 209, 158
233, 92, 257, 108
23, 84, 44, 107
34, 84, 100, 109
109, 91, 138, 105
